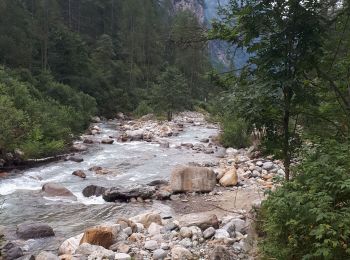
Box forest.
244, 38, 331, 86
0, 0, 350, 259
0, 0, 214, 160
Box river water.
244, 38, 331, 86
0, 118, 220, 253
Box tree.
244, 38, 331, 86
151, 66, 190, 120
211, 0, 328, 180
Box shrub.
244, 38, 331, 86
260, 139, 350, 260
220, 115, 251, 148
134, 100, 153, 117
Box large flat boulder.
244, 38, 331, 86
17, 223, 55, 239
103, 185, 155, 202
170, 166, 216, 192
42, 183, 76, 198
178, 213, 219, 230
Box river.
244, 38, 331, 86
0, 115, 220, 253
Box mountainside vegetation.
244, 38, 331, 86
210, 0, 350, 258
0, 0, 214, 161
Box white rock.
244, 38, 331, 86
36, 251, 59, 260
179, 238, 192, 248
58, 233, 83, 255
145, 240, 158, 251
135, 223, 144, 233
148, 223, 163, 236
214, 229, 230, 239
123, 227, 132, 236
179, 227, 192, 238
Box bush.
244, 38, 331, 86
134, 100, 153, 117
220, 115, 251, 148
260, 140, 350, 260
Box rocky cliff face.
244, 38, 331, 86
172, 0, 205, 24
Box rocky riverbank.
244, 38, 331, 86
0, 112, 284, 260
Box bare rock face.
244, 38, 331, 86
170, 166, 216, 192
172, 0, 205, 24
79, 226, 114, 249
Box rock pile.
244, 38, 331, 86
54, 211, 250, 260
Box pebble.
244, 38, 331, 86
144, 240, 158, 251
115, 253, 131, 260
203, 227, 215, 239
152, 248, 167, 259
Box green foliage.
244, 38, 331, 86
151, 66, 191, 117
134, 101, 153, 117
220, 115, 250, 148
260, 140, 350, 260
0, 67, 96, 159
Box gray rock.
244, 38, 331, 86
67, 156, 84, 163
123, 227, 132, 236
170, 166, 217, 193
17, 223, 54, 239
36, 251, 59, 260
262, 162, 274, 170
214, 229, 230, 239
2, 242, 24, 260
153, 249, 167, 260
179, 238, 192, 248
203, 227, 215, 239
144, 240, 158, 251
82, 185, 106, 197
103, 185, 155, 202
223, 219, 247, 235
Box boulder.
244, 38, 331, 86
101, 139, 114, 144
147, 223, 163, 236
179, 227, 192, 238
103, 185, 155, 202
129, 212, 162, 228
178, 213, 219, 230
72, 143, 88, 152
153, 249, 167, 260
42, 183, 75, 198
125, 129, 144, 141
262, 162, 274, 171
89, 166, 112, 175
170, 166, 216, 192
36, 251, 59, 260
203, 227, 215, 239
72, 170, 86, 179
58, 233, 84, 255
17, 223, 54, 239
219, 168, 238, 187
75, 243, 114, 257
200, 138, 209, 143
144, 240, 158, 251
222, 218, 247, 235
82, 185, 106, 197
171, 246, 193, 260
214, 229, 230, 239
79, 226, 114, 249
2, 242, 24, 260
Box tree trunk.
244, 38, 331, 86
283, 86, 292, 181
